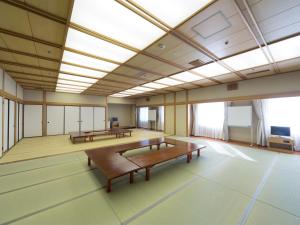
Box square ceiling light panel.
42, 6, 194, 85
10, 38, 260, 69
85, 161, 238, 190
56, 83, 87, 90
62, 50, 119, 72
60, 63, 106, 78
56, 87, 82, 93
65, 28, 136, 63
155, 77, 184, 86
222, 48, 269, 71
71, 0, 165, 49
58, 73, 98, 84
171, 71, 203, 82
110, 93, 130, 97
123, 89, 144, 94
268, 35, 300, 62
132, 86, 154, 92
142, 82, 168, 89
192, 62, 230, 77
131, 0, 213, 28
58, 79, 92, 87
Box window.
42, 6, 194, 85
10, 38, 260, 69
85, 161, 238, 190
139, 107, 149, 128
265, 97, 300, 149
192, 102, 225, 139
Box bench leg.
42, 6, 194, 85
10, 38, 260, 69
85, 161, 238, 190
130, 172, 134, 184
88, 157, 91, 166
107, 179, 112, 193
197, 149, 200, 157
145, 167, 151, 181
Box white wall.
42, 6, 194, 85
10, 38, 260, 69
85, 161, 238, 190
23, 90, 43, 101
3, 72, 16, 96
108, 104, 135, 127
47, 92, 106, 105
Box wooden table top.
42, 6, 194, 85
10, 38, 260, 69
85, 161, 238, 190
70, 128, 132, 138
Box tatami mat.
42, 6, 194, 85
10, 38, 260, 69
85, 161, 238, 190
0, 129, 166, 164
0, 135, 300, 225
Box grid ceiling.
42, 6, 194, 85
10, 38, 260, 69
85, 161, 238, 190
0, 0, 300, 97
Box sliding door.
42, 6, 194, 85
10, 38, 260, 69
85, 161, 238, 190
16, 103, 18, 142
3, 99, 8, 152
0, 97, 2, 156
81, 107, 93, 132
94, 107, 105, 130
47, 106, 64, 135
8, 100, 15, 149
24, 105, 43, 137
18, 103, 23, 140
64, 106, 79, 134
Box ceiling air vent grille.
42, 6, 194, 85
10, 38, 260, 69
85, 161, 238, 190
188, 59, 204, 67
246, 69, 271, 77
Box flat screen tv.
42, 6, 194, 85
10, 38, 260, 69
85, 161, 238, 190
271, 126, 290, 136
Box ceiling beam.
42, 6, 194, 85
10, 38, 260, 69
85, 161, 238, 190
0, 47, 60, 62
0, 0, 67, 24
0, 27, 62, 49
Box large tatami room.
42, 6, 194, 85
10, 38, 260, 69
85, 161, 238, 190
1, 0, 300, 224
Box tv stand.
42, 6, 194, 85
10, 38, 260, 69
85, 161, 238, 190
268, 135, 294, 151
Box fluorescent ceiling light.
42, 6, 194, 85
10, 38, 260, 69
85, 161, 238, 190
142, 82, 168, 89
56, 88, 82, 93
171, 71, 203, 82
110, 93, 130, 97
71, 0, 165, 49
131, 0, 213, 28
155, 77, 183, 86
62, 50, 118, 72
126, 89, 144, 93
65, 28, 136, 63
119, 91, 133, 95
132, 86, 154, 92
222, 48, 269, 71
60, 63, 106, 78
56, 84, 86, 90
58, 79, 92, 87
268, 35, 300, 62
192, 62, 230, 77
59, 73, 98, 84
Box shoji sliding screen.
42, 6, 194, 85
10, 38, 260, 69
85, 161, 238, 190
8, 100, 15, 149
94, 107, 105, 130
3, 99, 9, 152
18, 103, 23, 140
81, 107, 94, 132
47, 106, 64, 135
24, 105, 43, 137
64, 106, 80, 134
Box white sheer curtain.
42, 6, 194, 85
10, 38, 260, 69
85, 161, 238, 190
157, 106, 164, 131
252, 99, 268, 146
264, 97, 300, 150
138, 107, 149, 128
223, 101, 231, 141
192, 102, 225, 139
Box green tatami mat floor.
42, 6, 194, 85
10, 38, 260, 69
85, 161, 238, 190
1, 137, 300, 225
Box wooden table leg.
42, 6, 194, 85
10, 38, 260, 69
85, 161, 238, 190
166, 143, 168, 148
186, 154, 191, 163
88, 157, 91, 166
157, 144, 160, 150
149, 145, 152, 150
197, 149, 200, 157
107, 179, 112, 193
145, 167, 151, 181
129, 172, 134, 184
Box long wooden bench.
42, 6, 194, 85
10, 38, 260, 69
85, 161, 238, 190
85, 138, 205, 192
70, 128, 132, 143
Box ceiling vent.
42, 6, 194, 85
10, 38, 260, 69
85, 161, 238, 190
227, 83, 238, 91
188, 59, 204, 67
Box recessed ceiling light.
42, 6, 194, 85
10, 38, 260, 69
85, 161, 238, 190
132, 86, 154, 92
268, 35, 300, 62
171, 71, 203, 82
155, 77, 183, 86
192, 62, 230, 77
222, 48, 269, 71
71, 0, 165, 49
142, 82, 168, 89
65, 28, 136, 63
62, 50, 119, 72
130, 0, 213, 28
58, 73, 98, 84
60, 63, 106, 78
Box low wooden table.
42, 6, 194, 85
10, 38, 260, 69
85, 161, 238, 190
85, 138, 205, 192
70, 128, 132, 143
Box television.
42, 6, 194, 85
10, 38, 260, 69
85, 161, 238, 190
271, 126, 290, 136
